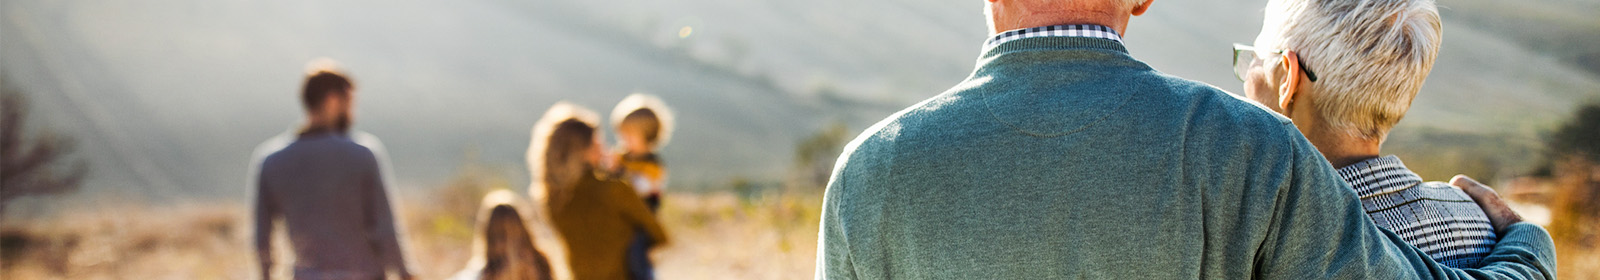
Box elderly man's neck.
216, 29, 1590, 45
990, 6, 1134, 36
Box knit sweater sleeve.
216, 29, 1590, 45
1254, 125, 1556, 279
815, 163, 856, 280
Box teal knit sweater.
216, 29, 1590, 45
815, 36, 1556, 279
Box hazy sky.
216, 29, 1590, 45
3, 0, 1596, 207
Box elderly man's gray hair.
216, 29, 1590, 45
1258, 0, 1443, 140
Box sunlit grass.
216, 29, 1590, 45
0, 186, 824, 279
0, 173, 1589, 279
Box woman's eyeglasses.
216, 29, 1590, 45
1232, 43, 1318, 82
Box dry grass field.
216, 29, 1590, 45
1, 181, 1594, 279
0, 189, 823, 280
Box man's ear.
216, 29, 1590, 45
1277, 51, 1303, 116
322, 93, 350, 113
1131, 0, 1154, 16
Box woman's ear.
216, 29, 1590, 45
1277, 51, 1303, 116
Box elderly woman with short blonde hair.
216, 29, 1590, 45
1235, 0, 1498, 268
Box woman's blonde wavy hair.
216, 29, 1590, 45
527, 102, 602, 208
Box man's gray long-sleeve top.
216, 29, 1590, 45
253, 130, 412, 279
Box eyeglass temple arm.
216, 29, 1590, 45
1296, 54, 1318, 82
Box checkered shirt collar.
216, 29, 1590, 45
984, 24, 1124, 49
1336, 155, 1426, 198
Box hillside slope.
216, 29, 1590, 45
2, 0, 1595, 205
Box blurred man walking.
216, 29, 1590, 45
251, 59, 414, 280
814, 0, 1554, 278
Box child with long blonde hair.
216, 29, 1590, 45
450, 190, 553, 280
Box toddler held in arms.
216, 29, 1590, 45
609, 94, 674, 280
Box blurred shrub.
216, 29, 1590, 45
0, 77, 87, 219
1543, 104, 1600, 278
0, 204, 250, 279
790, 121, 850, 189
419, 149, 514, 242
1381, 127, 1540, 182
1547, 104, 1600, 163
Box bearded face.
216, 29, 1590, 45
334, 108, 351, 133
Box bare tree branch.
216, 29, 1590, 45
0, 76, 87, 218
